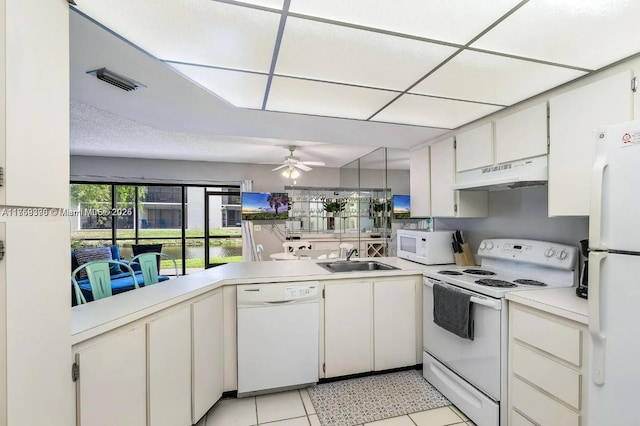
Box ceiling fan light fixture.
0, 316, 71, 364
282, 167, 300, 179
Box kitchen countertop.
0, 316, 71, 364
506, 288, 589, 325
71, 257, 428, 344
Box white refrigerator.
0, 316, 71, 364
589, 119, 640, 425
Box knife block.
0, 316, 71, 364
454, 243, 476, 266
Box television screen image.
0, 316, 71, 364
393, 195, 410, 219
241, 192, 289, 220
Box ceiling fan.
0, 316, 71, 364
271, 146, 325, 178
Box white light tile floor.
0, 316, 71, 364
202, 389, 477, 426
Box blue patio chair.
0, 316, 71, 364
72, 259, 139, 304
130, 252, 179, 286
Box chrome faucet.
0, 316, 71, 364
346, 248, 359, 261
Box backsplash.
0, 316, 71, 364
435, 186, 588, 252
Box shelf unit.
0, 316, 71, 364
285, 186, 392, 236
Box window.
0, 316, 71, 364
70, 182, 242, 275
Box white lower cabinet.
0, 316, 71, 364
147, 306, 192, 426
509, 303, 589, 426
75, 326, 147, 426
192, 289, 224, 423
323, 277, 420, 378
374, 279, 416, 371
74, 289, 225, 426
324, 281, 373, 377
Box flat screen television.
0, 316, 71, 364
392, 194, 410, 219
241, 192, 289, 220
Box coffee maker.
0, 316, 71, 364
576, 239, 588, 299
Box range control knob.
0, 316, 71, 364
544, 248, 556, 258
479, 242, 487, 250
557, 250, 568, 260
485, 242, 494, 250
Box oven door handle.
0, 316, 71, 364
424, 279, 501, 311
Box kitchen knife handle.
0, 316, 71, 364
589, 251, 607, 386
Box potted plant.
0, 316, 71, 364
322, 198, 346, 230
372, 198, 392, 217
322, 198, 346, 217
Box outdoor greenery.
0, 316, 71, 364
70, 184, 145, 226
163, 256, 243, 269
70, 183, 244, 270
322, 198, 347, 213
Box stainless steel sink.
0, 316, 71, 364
317, 260, 399, 273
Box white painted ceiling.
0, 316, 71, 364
70, 0, 640, 169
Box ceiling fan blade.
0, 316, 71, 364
295, 163, 312, 172
271, 164, 287, 171
300, 161, 325, 167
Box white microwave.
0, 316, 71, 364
396, 229, 454, 265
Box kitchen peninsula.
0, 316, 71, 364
71, 257, 427, 426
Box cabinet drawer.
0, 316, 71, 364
513, 343, 581, 409
512, 307, 582, 367
512, 377, 580, 426
512, 411, 535, 426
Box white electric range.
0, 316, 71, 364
422, 239, 578, 426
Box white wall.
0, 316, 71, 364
70, 155, 342, 191
436, 186, 588, 252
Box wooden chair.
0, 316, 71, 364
72, 259, 138, 304
130, 252, 179, 286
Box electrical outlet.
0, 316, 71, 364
254, 225, 262, 231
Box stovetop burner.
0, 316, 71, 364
464, 269, 496, 276
513, 279, 547, 287
438, 270, 464, 276
475, 278, 517, 288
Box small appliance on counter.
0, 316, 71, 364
396, 229, 454, 265
575, 239, 588, 299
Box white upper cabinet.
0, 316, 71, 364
409, 144, 431, 217
495, 102, 548, 164
431, 138, 488, 218
455, 123, 494, 171
0, 0, 69, 208
549, 70, 632, 216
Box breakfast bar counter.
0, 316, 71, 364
71, 257, 427, 343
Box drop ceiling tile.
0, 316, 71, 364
227, 0, 285, 10
169, 64, 267, 109
372, 94, 503, 129
410, 50, 587, 105
76, 0, 280, 72
288, 0, 523, 44
266, 77, 399, 120
276, 17, 457, 90
472, 0, 640, 70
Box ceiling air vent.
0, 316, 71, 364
86, 68, 145, 92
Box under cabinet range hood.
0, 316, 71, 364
452, 155, 548, 191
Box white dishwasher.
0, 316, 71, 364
237, 281, 320, 397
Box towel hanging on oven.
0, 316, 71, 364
433, 283, 474, 340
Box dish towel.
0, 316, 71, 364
433, 283, 474, 340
